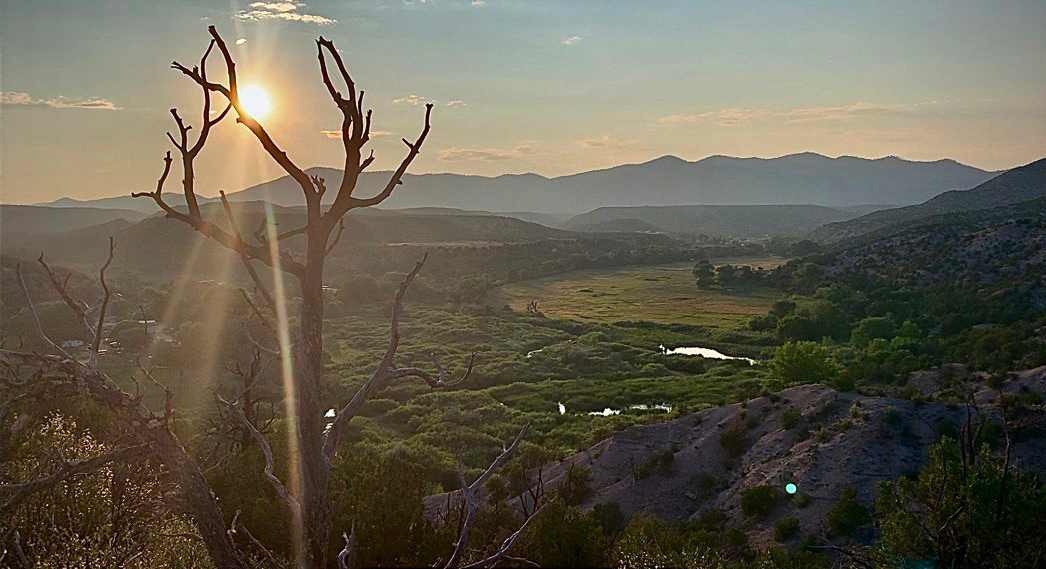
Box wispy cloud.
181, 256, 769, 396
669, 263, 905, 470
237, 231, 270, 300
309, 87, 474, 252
440, 140, 539, 162
393, 94, 435, 106
576, 135, 642, 150
657, 101, 938, 127
1, 91, 122, 111
781, 101, 911, 123
446, 100, 467, 108
236, 38, 248, 45
321, 129, 391, 139
656, 108, 770, 127
440, 147, 516, 161
235, 2, 336, 25
471, 0, 487, 6
513, 140, 539, 155
561, 35, 583, 46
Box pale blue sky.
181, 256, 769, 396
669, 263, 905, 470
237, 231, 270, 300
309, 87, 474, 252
2, 0, 1045, 202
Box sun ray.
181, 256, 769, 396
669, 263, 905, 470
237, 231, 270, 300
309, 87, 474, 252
262, 202, 305, 566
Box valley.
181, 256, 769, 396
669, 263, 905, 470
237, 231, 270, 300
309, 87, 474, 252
492, 259, 786, 331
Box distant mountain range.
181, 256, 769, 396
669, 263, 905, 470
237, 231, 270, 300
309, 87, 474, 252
0, 205, 148, 239
34, 152, 997, 213
563, 204, 875, 238
811, 157, 1046, 243
0, 202, 572, 278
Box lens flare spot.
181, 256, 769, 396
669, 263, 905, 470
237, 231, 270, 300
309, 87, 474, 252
240, 85, 272, 119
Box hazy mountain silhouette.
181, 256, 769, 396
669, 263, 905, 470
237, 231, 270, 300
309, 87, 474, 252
565, 204, 867, 237
0, 205, 148, 238
41, 194, 213, 213
2, 202, 570, 278
811, 156, 1046, 243
37, 153, 995, 214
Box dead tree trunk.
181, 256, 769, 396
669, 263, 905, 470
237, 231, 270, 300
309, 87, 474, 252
2, 25, 539, 569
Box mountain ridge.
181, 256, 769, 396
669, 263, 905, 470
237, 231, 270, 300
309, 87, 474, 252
810, 156, 1046, 243
32, 152, 997, 213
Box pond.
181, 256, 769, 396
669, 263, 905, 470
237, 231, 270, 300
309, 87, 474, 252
659, 344, 757, 365
555, 402, 673, 416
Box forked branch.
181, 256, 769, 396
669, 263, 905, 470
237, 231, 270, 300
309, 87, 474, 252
0, 444, 148, 514
445, 424, 534, 569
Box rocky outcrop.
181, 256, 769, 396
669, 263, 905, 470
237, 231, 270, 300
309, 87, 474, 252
426, 368, 1046, 547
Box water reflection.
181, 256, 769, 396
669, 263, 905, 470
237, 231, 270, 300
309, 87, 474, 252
659, 344, 756, 365
555, 402, 673, 416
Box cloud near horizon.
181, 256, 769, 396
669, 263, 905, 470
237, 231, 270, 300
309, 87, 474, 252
561, 35, 583, 46
1, 91, 122, 111
439, 141, 539, 162
235, 2, 336, 25
393, 94, 435, 106
439, 147, 516, 161
321, 129, 390, 139
576, 135, 645, 151
657, 101, 937, 127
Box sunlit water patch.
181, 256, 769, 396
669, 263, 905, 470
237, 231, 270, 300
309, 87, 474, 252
555, 402, 673, 416
659, 344, 756, 365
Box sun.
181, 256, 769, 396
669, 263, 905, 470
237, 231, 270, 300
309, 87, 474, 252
239, 84, 272, 119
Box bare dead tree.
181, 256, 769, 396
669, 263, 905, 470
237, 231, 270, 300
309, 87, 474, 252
1, 25, 537, 569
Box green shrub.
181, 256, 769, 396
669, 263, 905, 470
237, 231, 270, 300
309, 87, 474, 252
781, 408, 802, 431
719, 425, 749, 459
771, 341, 837, 385
740, 486, 780, 518
591, 502, 628, 542
774, 516, 800, 542
560, 464, 594, 505
876, 437, 1046, 566
827, 488, 870, 537
634, 448, 674, 480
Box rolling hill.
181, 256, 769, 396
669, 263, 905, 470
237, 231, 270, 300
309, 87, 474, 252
39, 194, 213, 213
35, 153, 996, 214
1, 202, 573, 279
0, 205, 148, 242
811, 157, 1046, 243
564, 204, 867, 238
427, 376, 1046, 548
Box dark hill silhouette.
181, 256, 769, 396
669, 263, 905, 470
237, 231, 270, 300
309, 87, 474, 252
36, 153, 995, 214
226, 154, 995, 211
3, 202, 571, 279
565, 204, 865, 237
811, 157, 1046, 242
0, 204, 148, 238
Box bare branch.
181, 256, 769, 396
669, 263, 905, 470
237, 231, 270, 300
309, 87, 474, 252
322, 255, 429, 462
228, 509, 283, 567
391, 352, 477, 388
445, 424, 532, 569
178, 26, 316, 203
219, 191, 277, 311
325, 219, 346, 256
132, 154, 304, 276
218, 394, 302, 521
329, 103, 433, 218
11, 531, 30, 569
459, 507, 545, 569
15, 264, 75, 361
1, 444, 148, 514
88, 237, 115, 368
336, 525, 357, 569
35, 254, 92, 338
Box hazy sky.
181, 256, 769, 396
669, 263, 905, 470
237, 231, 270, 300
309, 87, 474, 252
2, 0, 1045, 203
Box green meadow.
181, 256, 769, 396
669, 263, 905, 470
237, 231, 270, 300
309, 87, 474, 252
491, 259, 786, 329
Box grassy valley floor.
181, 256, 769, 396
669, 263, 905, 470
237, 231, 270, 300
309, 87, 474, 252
491, 259, 786, 330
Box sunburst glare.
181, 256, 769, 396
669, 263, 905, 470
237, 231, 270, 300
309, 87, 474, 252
239, 84, 272, 119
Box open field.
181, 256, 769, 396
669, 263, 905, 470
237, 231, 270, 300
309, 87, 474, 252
491, 258, 787, 329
